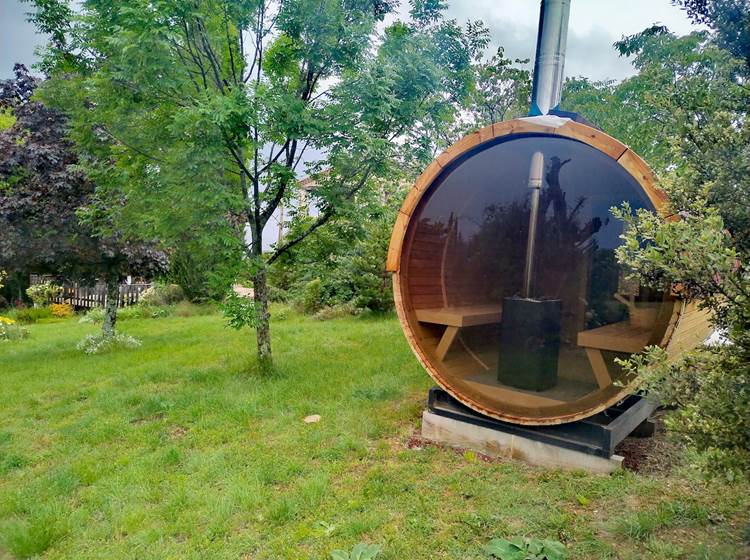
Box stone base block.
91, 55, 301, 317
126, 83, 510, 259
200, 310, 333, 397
421, 410, 623, 474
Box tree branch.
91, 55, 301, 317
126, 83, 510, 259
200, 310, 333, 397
266, 166, 373, 263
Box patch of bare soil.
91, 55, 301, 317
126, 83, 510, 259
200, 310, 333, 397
615, 410, 684, 475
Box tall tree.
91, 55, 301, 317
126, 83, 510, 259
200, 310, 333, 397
417, 46, 530, 157
673, 0, 750, 67
30, 0, 487, 365
0, 64, 166, 337
589, 25, 750, 477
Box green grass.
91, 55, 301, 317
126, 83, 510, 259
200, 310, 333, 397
0, 308, 748, 559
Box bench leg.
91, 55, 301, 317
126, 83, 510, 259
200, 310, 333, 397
436, 326, 459, 361
585, 347, 613, 388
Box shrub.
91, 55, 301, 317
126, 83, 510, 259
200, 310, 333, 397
76, 333, 141, 354
269, 216, 394, 315
49, 303, 74, 318
78, 307, 105, 324
14, 307, 53, 324
271, 304, 292, 321
620, 345, 750, 479
0, 317, 29, 342
268, 284, 289, 303
313, 302, 357, 321
25, 282, 61, 307
299, 278, 323, 314
221, 292, 257, 330
139, 283, 185, 307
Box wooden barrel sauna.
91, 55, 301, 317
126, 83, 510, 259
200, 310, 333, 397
386, 116, 711, 425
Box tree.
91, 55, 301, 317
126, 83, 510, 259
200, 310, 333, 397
30, 0, 487, 366
673, 0, 750, 67
269, 182, 403, 314
563, 27, 742, 173
463, 47, 530, 129
0, 64, 167, 338
417, 46, 530, 156
592, 25, 750, 478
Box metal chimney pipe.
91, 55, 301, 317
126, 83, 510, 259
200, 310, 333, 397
529, 0, 571, 116
522, 151, 544, 298
522, 0, 571, 297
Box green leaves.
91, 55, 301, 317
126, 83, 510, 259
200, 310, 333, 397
220, 291, 258, 330
330, 542, 381, 560
484, 537, 566, 560
603, 21, 750, 480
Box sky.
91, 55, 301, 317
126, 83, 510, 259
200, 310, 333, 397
2, 0, 701, 81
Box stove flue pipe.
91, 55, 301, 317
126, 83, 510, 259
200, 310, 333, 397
529, 0, 571, 117
522, 0, 571, 297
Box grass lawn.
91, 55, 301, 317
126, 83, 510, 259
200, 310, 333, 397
0, 308, 748, 559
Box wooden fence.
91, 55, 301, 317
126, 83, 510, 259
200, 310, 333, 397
52, 283, 152, 309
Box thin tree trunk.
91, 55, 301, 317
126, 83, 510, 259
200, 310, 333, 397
252, 265, 272, 368
102, 276, 119, 338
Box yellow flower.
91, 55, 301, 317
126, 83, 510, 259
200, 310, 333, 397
0, 316, 16, 325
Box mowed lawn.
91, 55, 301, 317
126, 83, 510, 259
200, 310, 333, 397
0, 309, 748, 559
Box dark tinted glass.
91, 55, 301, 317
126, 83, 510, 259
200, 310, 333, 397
403, 135, 669, 414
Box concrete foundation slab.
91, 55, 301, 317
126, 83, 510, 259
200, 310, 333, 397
421, 410, 624, 474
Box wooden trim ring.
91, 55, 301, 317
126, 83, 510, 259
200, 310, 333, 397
388, 117, 710, 425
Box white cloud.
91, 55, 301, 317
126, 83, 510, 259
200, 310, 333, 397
443, 0, 702, 80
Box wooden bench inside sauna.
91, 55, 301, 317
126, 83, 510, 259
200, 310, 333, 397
387, 117, 711, 425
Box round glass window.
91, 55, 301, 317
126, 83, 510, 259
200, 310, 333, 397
400, 133, 673, 422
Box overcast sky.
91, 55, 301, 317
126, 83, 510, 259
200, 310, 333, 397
2, 0, 701, 82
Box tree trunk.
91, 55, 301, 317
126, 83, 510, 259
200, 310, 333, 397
252, 266, 272, 368
102, 276, 119, 338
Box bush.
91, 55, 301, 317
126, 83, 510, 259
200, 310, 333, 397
299, 278, 323, 314
49, 303, 74, 318
76, 333, 141, 354
221, 292, 257, 330
269, 216, 394, 315
621, 345, 750, 479
165, 235, 244, 302
0, 316, 28, 342
172, 301, 214, 317
14, 307, 53, 324
139, 283, 185, 307
78, 307, 105, 324
313, 302, 357, 321
268, 284, 289, 303
271, 304, 292, 321
25, 282, 61, 307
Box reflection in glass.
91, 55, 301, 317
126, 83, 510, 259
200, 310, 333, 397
404, 135, 669, 414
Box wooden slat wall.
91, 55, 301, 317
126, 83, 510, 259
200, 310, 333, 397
666, 302, 713, 358
52, 283, 152, 309
406, 224, 445, 310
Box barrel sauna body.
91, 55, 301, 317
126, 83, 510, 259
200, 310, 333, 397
387, 117, 711, 425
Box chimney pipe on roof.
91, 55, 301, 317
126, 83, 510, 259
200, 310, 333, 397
529, 0, 571, 116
